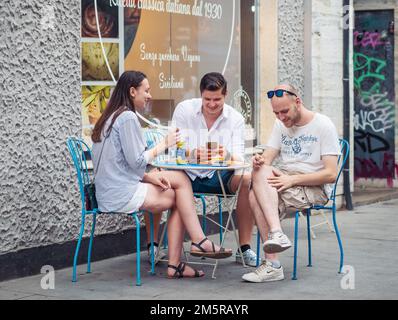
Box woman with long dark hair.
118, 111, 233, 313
92, 71, 232, 279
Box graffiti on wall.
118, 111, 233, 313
353, 10, 396, 185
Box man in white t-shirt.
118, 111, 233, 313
242, 84, 340, 283
172, 72, 258, 267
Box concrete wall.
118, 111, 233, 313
257, 0, 306, 144
312, 0, 352, 203
278, 0, 306, 96
311, 0, 345, 134
0, 0, 135, 255
258, 0, 278, 144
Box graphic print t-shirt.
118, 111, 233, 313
267, 113, 341, 174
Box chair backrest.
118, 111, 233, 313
66, 137, 93, 210
143, 128, 168, 162
330, 138, 350, 201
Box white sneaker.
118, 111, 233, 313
235, 249, 260, 267
263, 231, 292, 254
147, 244, 166, 264
242, 260, 284, 283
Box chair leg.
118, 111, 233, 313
218, 196, 223, 244
300, 211, 316, 239
199, 196, 207, 234
256, 230, 261, 267
321, 211, 335, 233
72, 214, 86, 282
292, 211, 299, 280
332, 205, 344, 273
132, 214, 141, 286
163, 213, 169, 249
306, 209, 312, 267
87, 213, 97, 274
199, 197, 207, 261
159, 210, 169, 250
148, 212, 155, 275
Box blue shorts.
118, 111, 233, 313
191, 170, 235, 195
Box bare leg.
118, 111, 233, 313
230, 174, 255, 246
140, 189, 204, 277
166, 208, 204, 277
248, 190, 278, 261
144, 167, 163, 246
251, 165, 282, 232
140, 171, 231, 255
161, 171, 232, 254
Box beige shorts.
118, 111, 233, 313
276, 170, 329, 220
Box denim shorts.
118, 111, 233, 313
191, 170, 235, 195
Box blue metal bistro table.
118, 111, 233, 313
151, 161, 251, 279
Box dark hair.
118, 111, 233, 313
199, 72, 227, 95
92, 70, 147, 143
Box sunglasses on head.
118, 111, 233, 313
267, 89, 297, 99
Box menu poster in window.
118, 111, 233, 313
81, 0, 241, 142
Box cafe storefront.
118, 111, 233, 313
2, 0, 357, 281
81, 0, 257, 149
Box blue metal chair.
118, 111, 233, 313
66, 137, 156, 286
256, 139, 350, 279
195, 194, 230, 245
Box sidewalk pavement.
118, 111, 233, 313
1, 198, 397, 300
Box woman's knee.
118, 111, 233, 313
144, 188, 176, 213
160, 189, 176, 210
172, 170, 191, 187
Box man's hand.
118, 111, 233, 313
252, 153, 265, 168
195, 145, 225, 161
217, 145, 226, 159
267, 169, 296, 192
195, 147, 208, 162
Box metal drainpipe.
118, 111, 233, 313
343, 0, 353, 210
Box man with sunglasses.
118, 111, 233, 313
242, 84, 340, 283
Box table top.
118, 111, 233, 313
151, 160, 251, 171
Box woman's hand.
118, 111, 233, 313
150, 128, 180, 160
146, 172, 171, 191
164, 128, 181, 148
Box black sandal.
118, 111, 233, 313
190, 237, 232, 259
167, 262, 204, 279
